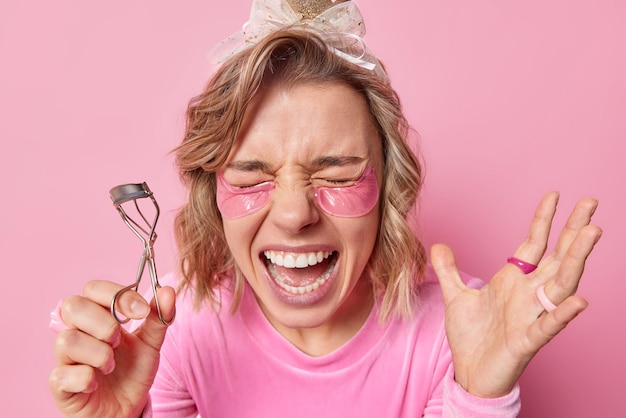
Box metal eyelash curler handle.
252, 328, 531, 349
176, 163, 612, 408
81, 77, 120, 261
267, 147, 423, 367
109, 182, 173, 326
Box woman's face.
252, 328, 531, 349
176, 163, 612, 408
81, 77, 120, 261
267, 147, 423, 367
219, 81, 383, 344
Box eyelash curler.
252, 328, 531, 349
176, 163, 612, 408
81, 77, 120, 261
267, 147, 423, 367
109, 182, 173, 326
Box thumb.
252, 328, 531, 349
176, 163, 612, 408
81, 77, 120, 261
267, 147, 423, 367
136, 285, 176, 351
430, 244, 465, 305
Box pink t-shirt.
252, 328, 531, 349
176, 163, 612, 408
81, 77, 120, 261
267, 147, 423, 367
143, 267, 520, 417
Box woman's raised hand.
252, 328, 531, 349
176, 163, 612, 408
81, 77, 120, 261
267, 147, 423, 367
49, 281, 176, 418
431, 192, 602, 398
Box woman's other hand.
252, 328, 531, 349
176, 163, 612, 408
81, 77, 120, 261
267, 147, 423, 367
431, 192, 601, 398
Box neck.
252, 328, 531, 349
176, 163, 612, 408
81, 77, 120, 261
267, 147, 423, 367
268, 280, 375, 357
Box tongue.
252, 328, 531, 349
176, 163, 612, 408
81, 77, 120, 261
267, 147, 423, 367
271, 258, 331, 287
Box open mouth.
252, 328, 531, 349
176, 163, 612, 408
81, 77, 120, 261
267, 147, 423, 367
262, 250, 338, 295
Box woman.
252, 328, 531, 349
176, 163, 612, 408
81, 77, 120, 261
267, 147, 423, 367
49, 1, 601, 416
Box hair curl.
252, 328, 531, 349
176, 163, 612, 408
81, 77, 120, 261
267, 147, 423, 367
173, 28, 426, 320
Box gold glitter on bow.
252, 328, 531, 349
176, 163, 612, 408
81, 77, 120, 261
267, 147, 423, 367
286, 0, 350, 20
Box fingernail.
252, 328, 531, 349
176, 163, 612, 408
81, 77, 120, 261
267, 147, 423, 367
49, 300, 69, 333
111, 328, 122, 349
83, 379, 99, 393
131, 300, 150, 317
595, 229, 603, 243
102, 355, 116, 375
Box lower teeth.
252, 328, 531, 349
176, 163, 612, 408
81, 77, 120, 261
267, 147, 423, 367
268, 256, 335, 295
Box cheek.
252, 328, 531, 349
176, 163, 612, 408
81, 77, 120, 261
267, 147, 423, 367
216, 174, 274, 219
338, 210, 380, 282
314, 166, 380, 218
222, 218, 260, 274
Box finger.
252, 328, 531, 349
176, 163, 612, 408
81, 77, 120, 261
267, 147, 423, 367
545, 224, 602, 302
49, 299, 70, 333
527, 295, 588, 349
55, 329, 116, 375
512, 192, 559, 265
430, 244, 465, 305
83, 280, 151, 321
551, 198, 598, 261
60, 295, 122, 348
49, 364, 98, 397
136, 285, 176, 351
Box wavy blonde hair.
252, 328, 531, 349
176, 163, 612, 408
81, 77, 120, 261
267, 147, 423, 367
174, 28, 426, 320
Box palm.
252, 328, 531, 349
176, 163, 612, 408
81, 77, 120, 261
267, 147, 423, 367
431, 193, 601, 398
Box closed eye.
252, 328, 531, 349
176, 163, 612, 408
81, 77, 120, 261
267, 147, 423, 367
323, 179, 354, 186
314, 177, 358, 187
218, 173, 274, 192
233, 180, 273, 190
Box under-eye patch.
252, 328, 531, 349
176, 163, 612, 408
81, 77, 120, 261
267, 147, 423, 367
216, 174, 275, 219
216, 166, 379, 219
314, 166, 379, 217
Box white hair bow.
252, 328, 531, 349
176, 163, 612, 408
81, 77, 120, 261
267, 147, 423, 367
209, 0, 386, 78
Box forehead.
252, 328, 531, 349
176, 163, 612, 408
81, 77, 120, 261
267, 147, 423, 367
227, 81, 381, 166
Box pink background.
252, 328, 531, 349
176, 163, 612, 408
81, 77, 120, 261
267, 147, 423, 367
1, 1, 623, 416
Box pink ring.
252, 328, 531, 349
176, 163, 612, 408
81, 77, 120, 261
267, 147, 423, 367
507, 256, 538, 274
49, 300, 70, 333
536, 285, 557, 312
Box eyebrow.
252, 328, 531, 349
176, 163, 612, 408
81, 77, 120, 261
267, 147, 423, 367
226, 155, 365, 172
226, 160, 272, 172
310, 156, 365, 169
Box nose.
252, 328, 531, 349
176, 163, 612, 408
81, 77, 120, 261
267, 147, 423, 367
268, 183, 320, 234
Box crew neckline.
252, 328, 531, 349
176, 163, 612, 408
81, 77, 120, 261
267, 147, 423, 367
238, 281, 390, 372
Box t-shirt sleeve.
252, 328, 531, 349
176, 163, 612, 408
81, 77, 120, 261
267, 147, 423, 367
147, 333, 199, 418
422, 320, 452, 416
442, 365, 521, 417
134, 274, 199, 418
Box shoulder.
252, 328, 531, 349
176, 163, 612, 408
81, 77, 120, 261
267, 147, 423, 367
155, 272, 238, 335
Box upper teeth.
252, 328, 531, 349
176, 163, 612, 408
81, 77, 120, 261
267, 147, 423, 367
263, 250, 331, 268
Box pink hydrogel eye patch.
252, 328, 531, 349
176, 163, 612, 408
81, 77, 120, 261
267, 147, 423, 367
314, 166, 379, 217
216, 173, 275, 219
